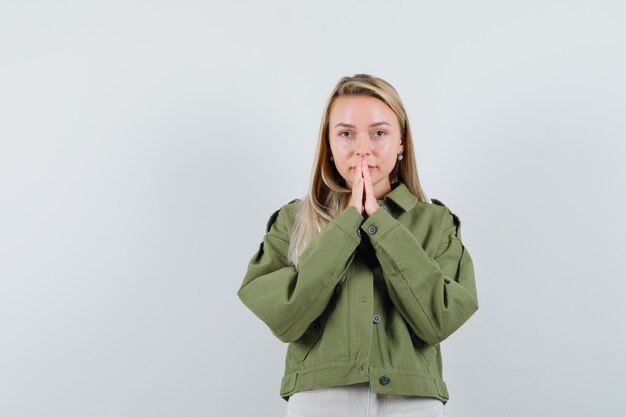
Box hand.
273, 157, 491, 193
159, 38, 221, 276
349, 161, 364, 214
361, 160, 380, 216
349, 160, 380, 216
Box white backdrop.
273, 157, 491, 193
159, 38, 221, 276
1, 1, 625, 416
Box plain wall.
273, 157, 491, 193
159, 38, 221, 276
1, 1, 625, 416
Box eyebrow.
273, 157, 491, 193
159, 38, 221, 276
333, 121, 392, 128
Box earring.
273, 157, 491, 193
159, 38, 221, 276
397, 153, 404, 161
330, 155, 334, 162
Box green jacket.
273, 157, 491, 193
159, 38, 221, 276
238, 182, 478, 403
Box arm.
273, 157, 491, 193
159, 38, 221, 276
238, 203, 363, 343
361, 206, 479, 346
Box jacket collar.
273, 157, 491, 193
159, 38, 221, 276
382, 182, 418, 212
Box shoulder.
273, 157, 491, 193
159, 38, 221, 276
264, 198, 302, 238
427, 198, 464, 241
404, 196, 463, 242
386, 183, 460, 232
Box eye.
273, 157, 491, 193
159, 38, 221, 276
338, 131, 352, 138
373, 130, 387, 138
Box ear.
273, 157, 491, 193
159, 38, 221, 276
399, 142, 404, 154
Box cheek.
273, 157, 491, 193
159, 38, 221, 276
374, 144, 401, 175
378, 140, 396, 154
330, 145, 352, 168
336, 160, 353, 177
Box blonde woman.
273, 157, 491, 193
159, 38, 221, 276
238, 74, 479, 417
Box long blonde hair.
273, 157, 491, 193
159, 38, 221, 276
288, 74, 427, 265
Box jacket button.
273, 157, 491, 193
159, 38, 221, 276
368, 225, 378, 235
379, 375, 391, 385
357, 229, 362, 237
372, 314, 381, 324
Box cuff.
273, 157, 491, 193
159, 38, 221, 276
361, 207, 399, 244
332, 206, 365, 244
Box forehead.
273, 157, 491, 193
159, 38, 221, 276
329, 95, 398, 126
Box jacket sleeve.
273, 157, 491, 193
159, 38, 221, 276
238, 203, 363, 343
361, 205, 478, 346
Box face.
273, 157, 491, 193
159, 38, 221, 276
328, 95, 404, 197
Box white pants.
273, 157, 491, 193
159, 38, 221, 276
285, 383, 444, 417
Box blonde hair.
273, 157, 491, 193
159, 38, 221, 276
288, 74, 427, 265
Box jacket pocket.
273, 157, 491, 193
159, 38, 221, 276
288, 317, 324, 361
410, 329, 437, 369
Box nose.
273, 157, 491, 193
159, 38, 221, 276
355, 132, 372, 157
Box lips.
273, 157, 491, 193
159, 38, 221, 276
350, 165, 377, 169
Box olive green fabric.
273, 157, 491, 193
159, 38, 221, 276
238, 182, 478, 403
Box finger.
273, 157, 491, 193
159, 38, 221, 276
361, 164, 367, 209
353, 162, 362, 192
358, 159, 365, 186
362, 161, 379, 215
351, 162, 364, 213
362, 160, 371, 183
362, 161, 374, 197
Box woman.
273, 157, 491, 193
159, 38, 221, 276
238, 74, 479, 417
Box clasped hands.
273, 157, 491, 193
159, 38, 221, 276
348, 159, 380, 217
